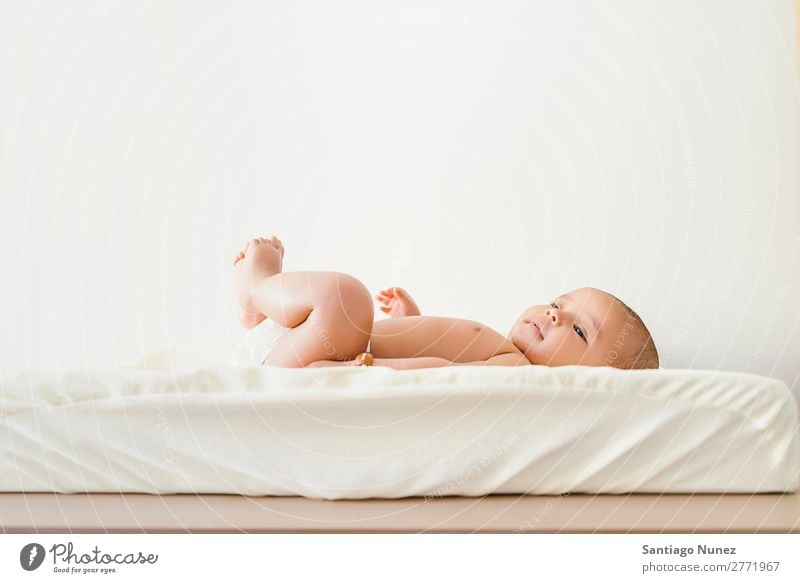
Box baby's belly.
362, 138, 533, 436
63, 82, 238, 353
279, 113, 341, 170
369, 316, 520, 362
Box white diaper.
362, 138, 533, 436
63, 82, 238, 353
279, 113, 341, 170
231, 317, 291, 366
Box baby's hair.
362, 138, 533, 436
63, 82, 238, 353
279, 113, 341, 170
609, 295, 659, 370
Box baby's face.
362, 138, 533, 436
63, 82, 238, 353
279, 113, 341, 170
509, 287, 629, 366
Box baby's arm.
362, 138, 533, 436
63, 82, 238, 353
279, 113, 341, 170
305, 357, 446, 369
307, 353, 529, 369
370, 354, 529, 369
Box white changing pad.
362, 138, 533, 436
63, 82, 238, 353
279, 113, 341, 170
0, 364, 797, 499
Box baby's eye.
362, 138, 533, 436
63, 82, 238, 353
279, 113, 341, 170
574, 325, 587, 342
549, 302, 559, 309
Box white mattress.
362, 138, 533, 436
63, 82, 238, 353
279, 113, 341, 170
0, 363, 797, 499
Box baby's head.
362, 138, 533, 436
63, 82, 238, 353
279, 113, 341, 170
509, 287, 659, 369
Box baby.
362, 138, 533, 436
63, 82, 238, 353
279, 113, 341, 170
232, 236, 659, 370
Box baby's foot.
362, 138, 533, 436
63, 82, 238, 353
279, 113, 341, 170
233, 236, 284, 329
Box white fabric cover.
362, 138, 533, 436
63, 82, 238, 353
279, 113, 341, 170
0, 364, 797, 499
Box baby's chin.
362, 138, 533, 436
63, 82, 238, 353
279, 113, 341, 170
509, 333, 537, 364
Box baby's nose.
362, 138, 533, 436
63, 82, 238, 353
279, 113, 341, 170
545, 308, 560, 324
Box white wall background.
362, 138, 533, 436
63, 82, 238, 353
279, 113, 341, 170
1, 1, 799, 396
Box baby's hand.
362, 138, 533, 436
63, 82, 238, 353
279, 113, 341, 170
375, 287, 421, 318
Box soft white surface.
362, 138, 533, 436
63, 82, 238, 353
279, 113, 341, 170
1, 363, 797, 498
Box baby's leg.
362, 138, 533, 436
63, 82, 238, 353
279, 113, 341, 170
235, 239, 373, 367
233, 237, 284, 328
253, 271, 373, 367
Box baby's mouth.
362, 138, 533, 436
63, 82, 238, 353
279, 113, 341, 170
531, 322, 543, 340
